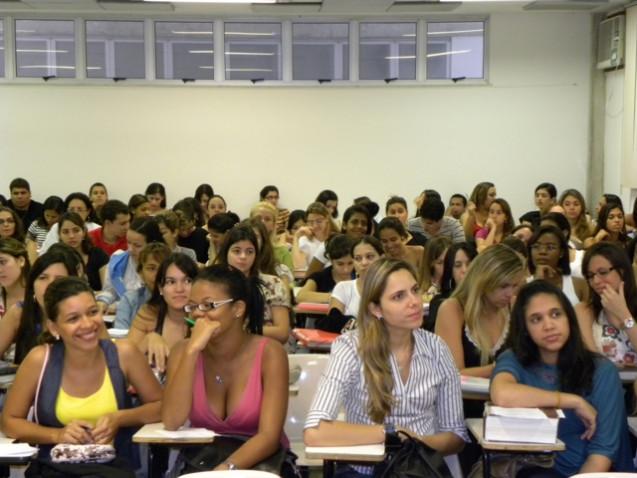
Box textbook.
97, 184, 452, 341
292, 328, 339, 347
484, 403, 565, 444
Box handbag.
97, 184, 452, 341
374, 431, 454, 478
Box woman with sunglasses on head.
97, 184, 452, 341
491, 281, 634, 477
575, 242, 637, 366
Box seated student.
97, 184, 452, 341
0, 238, 30, 318
145, 182, 167, 216
162, 265, 293, 474
462, 182, 496, 239
207, 194, 228, 220
559, 189, 593, 249
491, 280, 634, 477
127, 253, 198, 373
114, 242, 171, 330
128, 194, 151, 221
419, 236, 452, 303
511, 224, 535, 245
214, 225, 291, 344
540, 211, 585, 279
173, 199, 209, 264
0, 207, 24, 243
40, 192, 101, 255
6, 178, 43, 234
25, 195, 64, 263
446, 193, 467, 221
425, 242, 476, 332
475, 198, 515, 253
89, 182, 109, 224
2, 277, 162, 475
155, 210, 198, 263
283, 209, 306, 247
595, 193, 622, 217
0, 247, 83, 363
296, 234, 354, 304
519, 182, 557, 228
584, 201, 629, 249
58, 212, 110, 291
194, 183, 214, 223
322, 236, 383, 333
89, 200, 130, 257
576, 242, 637, 365
260, 184, 290, 235
96, 217, 165, 313
304, 259, 467, 477
528, 225, 587, 305
250, 201, 293, 272
245, 218, 294, 287
416, 198, 465, 244
384, 196, 427, 247
377, 216, 424, 274
353, 197, 380, 235
291, 203, 333, 272
206, 212, 240, 266
407, 189, 442, 236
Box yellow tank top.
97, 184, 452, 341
55, 368, 118, 427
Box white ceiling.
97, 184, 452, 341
0, 0, 630, 17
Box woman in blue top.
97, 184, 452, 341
491, 280, 634, 477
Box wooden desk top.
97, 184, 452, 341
305, 443, 385, 462
466, 418, 565, 452
133, 422, 216, 444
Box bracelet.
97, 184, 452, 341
556, 391, 561, 409
222, 461, 237, 471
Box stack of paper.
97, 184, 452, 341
0, 443, 37, 457
484, 404, 564, 444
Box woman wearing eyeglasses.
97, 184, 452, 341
291, 203, 334, 272
576, 242, 637, 365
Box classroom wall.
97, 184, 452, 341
0, 12, 593, 221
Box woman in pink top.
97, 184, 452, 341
162, 264, 289, 472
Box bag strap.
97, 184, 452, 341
33, 344, 50, 424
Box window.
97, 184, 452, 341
86, 20, 145, 79
293, 23, 349, 81
359, 23, 416, 81
224, 22, 281, 81
15, 20, 75, 78
155, 22, 214, 80
426, 21, 484, 80
0, 20, 4, 77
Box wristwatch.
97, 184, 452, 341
624, 317, 635, 330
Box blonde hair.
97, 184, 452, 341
451, 244, 524, 365
419, 236, 451, 291
559, 189, 592, 242
358, 258, 417, 424
306, 202, 339, 235
249, 201, 278, 238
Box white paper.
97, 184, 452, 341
489, 406, 565, 419
0, 443, 37, 457
156, 428, 216, 439
108, 328, 129, 338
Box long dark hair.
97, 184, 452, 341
37, 196, 64, 228
150, 253, 198, 334
193, 265, 264, 335
594, 201, 628, 245
508, 280, 597, 395
316, 190, 339, 218
44, 276, 94, 323
0, 207, 24, 242
215, 224, 261, 278
439, 242, 476, 296
527, 225, 571, 275
58, 212, 93, 255
243, 218, 277, 276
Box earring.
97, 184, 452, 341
53, 334, 60, 340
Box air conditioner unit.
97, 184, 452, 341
597, 15, 624, 70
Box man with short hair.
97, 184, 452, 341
412, 198, 465, 243
446, 194, 467, 220
89, 200, 130, 256
519, 182, 557, 227
7, 177, 43, 229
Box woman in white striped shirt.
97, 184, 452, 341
304, 258, 467, 477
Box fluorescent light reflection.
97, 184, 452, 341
188, 50, 214, 53
426, 49, 471, 58
171, 30, 213, 35
144, 0, 275, 3
17, 49, 69, 53
226, 68, 272, 72
225, 31, 276, 37
428, 29, 484, 35
385, 55, 416, 60
225, 51, 273, 56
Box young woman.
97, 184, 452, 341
297, 234, 355, 304
163, 265, 291, 473
491, 281, 634, 477
246, 218, 294, 287
206, 212, 240, 266
304, 259, 467, 477
575, 242, 637, 365
595, 193, 622, 217
207, 194, 227, 219
0, 238, 29, 318
155, 210, 198, 263
377, 216, 424, 273
559, 189, 593, 249
315, 190, 339, 221
89, 182, 109, 223
475, 198, 514, 253
0, 247, 83, 363
0, 207, 24, 242
128, 194, 151, 220
215, 225, 291, 344
284, 209, 306, 246
145, 182, 167, 216
250, 201, 294, 272
528, 225, 587, 305
384, 196, 427, 247
584, 202, 628, 249
419, 236, 452, 303
194, 184, 214, 222
291, 203, 333, 272
511, 224, 535, 245
463, 181, 496, 240
2, 277, 162, 473
128, 253, 198, 373
25, 195, 64, 263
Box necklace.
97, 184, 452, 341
215, 375, 223, 385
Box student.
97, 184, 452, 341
155, 210, 198, 263
584, 202, 629, 249
214, 224, 291, 344
462, 181, 496, 239
25, 195, 64, 262
162, 265, 291, 473
315, 190, 339, 221
128, 193, 151, 220
283, 209, 306, 247
447, 194, 467, 221
88, 200, 130, 257
377, 216, 424, 273
415, 198, 465, 244
384, 196, 427, 247
0, 238, 29, 318
0, 247, 83, 363
207, 194, 227, 219
245, 218, 294, 287
250, 201, 293, 272
475, 198, 515, 253
410, 189, 443, 235
260, 185, 290, 234
559, 188, 593, 249
6, 177, 43, 233
419, 236, 452, 303
206, 212, 240, 266
128, 253, 198, 373
89, 182, 109, 223
146, 182, 167, 216
58, 212, 110, 291
528, 225, 587, 305
2, 277, 162, 474
296, 234, 355, 304
595, 193, 622, 217
194, 183, 214, 222
491, 280, 634, 477
0, 207, 24, 243
540, 211, 585, 279
114, 242, 171, 330
173, 199, 209, 264
291, 202, 333, 272
519, 182, 557, 227
576, 242, 637, 365
304, 259, 467, 477
511, 224, 535, 245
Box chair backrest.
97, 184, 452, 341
285, 353, 330, 441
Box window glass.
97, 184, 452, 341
86, 20, 144, 79
426, 21, 484, 80
224, 22, 281, 81
155, 22, 214, 80
15, 20, 75, 78
0, 20, 4, 77
293, 23, 349, 81
359, 22, 416, 81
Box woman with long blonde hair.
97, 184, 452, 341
559, 188, 593, 249
305, 259, 466, 477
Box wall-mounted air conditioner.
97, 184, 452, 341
597, 15, 625, 70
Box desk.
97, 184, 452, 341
619, 369, 637, 383
461, 376, 489, 401
305, 443, 384, 478
293, 303, 330, 316
466, 418, 564, 478
0, 375, 15, 391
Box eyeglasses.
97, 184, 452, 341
585, 267, 615, 282
0, 218, 15, 226
530, 243, 559, 252
183, 299, 234, 314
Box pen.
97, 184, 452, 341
184, 317, 195, 327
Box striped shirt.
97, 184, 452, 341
305, 329, 468, 473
